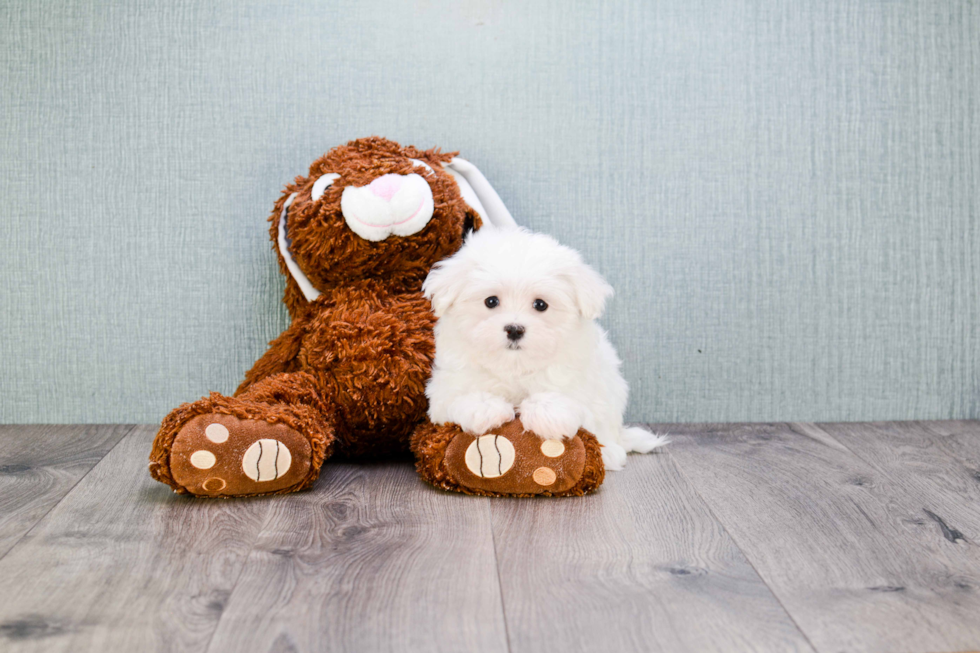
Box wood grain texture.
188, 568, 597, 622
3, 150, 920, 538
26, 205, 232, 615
810, 421, 980, 542
0, 425, 271, 653
3, 422, 980, 652
489, 450, 814, 653
0, 424, 132, 559
204, 462, 508, 653
663, 422, 980, 653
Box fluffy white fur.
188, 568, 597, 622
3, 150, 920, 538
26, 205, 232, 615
423, 227, 668, 470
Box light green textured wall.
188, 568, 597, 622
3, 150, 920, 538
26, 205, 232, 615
1, 1, 978, 424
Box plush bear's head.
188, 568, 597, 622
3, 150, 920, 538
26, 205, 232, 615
270, 137, 486, 315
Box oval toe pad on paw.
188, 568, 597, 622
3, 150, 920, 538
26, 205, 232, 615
170, 414, 312, 497
444, 419, 587, 496
464, 435, 516, 478
242, 438, 292, 481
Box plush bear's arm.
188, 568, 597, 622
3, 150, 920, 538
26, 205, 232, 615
234, 319, 307, 396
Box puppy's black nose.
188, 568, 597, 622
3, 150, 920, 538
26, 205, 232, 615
504, 324, 525, 341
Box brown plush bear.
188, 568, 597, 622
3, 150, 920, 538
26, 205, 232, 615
148, 137, 604, 498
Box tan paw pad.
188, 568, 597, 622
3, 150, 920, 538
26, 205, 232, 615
190, 450, 216, 469
205, 423, 229, 443
540, 439, 565, 457
532, 466, 557, 486
202, 477, 226, 492
242, 439, 292, 482
464, 435, 516, 478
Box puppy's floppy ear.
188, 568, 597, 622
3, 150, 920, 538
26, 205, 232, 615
565, 261, 614, 320
423, 255, 472, 318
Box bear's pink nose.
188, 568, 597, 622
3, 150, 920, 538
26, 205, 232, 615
368, 174, 403, 202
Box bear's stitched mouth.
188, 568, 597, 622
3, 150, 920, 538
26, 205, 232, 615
347, 198, 427, 230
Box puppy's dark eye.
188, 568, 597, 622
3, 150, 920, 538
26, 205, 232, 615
485, 296, 500, 309
533, 299, 548, 312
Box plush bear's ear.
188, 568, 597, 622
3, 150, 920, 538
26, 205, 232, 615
443, 158, 517, 229
276, 172, 342, 303
277, 193, 323, 302
564, 260, 614, 320
311, 172, 339, 201
423, 255, 474, 318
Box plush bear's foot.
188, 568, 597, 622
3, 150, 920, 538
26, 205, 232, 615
411, 418, 604, 497
168, 414, 313, 497
149, 393, 331, 498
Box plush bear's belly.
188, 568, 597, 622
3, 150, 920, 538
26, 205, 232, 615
299, 284, 436, 457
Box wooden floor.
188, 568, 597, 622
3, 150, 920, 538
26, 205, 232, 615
0, 422, 979, 653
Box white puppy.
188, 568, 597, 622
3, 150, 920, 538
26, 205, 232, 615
422, 227, 667, 470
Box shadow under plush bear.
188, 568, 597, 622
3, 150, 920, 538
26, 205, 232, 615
148, 137, 604, 498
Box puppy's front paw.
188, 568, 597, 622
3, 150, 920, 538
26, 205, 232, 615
519, 392, 582, 440
601, 442, 628, 471
448, 393, 516, 435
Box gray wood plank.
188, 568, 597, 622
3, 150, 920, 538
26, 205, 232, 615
489, 449, 815, 653
663, 422, 980, 653
204, 463, 509, 653
0, 425, 271, 653
0, 424, 132, 559
809, 421, 980, 541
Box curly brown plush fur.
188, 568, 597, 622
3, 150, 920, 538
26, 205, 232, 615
273, 139, 473, 319
149, 138, 478, 496
149, 137, 604, 499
